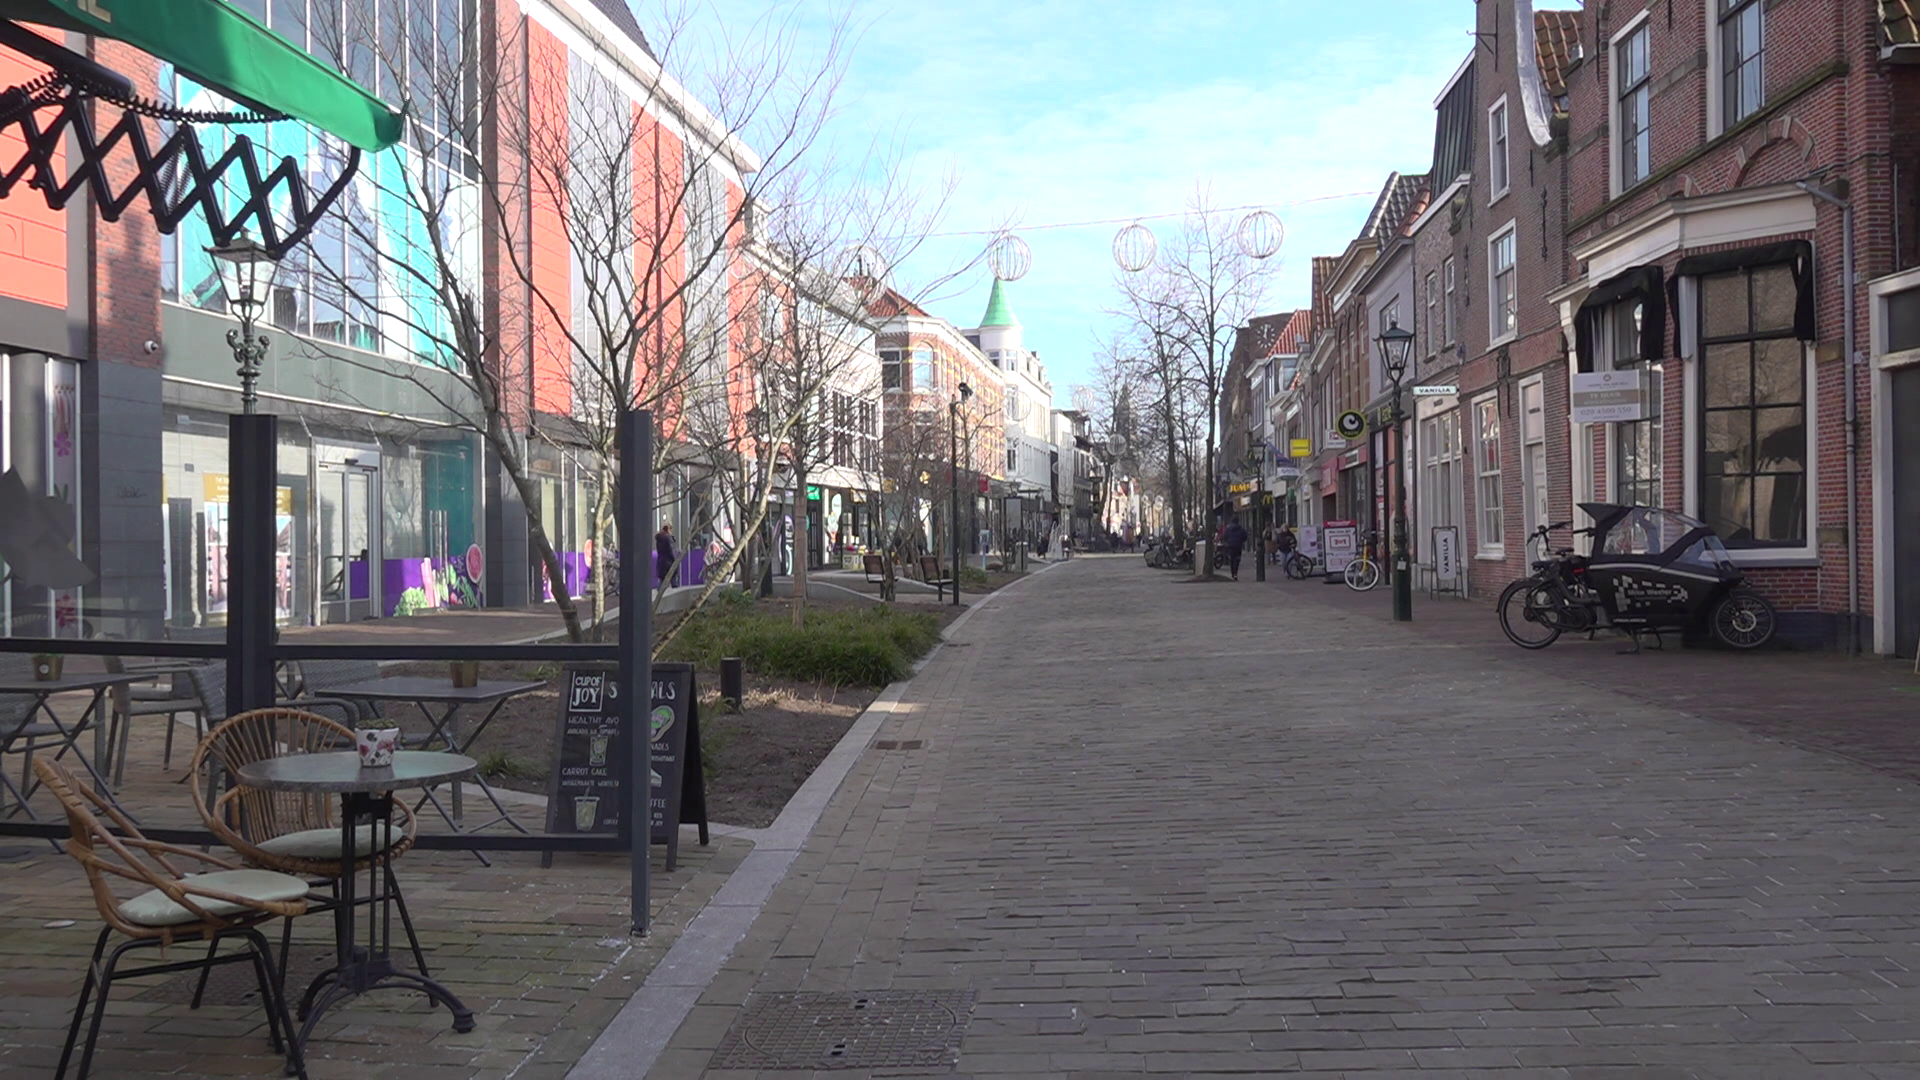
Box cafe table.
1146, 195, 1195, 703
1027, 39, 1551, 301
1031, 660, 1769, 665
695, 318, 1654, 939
235, 749, 478, 1048
0, 669, 150, 818
316, 676, 542, 837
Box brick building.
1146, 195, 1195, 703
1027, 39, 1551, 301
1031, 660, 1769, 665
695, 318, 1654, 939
1554, 0, 1920, 650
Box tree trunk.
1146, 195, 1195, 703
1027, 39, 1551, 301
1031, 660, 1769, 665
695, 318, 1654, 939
791, 456, 810, 627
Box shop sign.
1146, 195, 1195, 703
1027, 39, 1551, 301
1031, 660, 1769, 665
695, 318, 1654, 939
806, 484, 823, 500
1432, 525, 1460, 585
1335, 410, 1367, 439
1228, 481, 1254, 494
202, 473, 230, 503
1338, 450, 1361, 471
1272, 461, 1302, 480
544, 663, 708, 868
1413, 385, 1457, 396
1288, 437, 1312, 458
1323, 519, 1358, 574
1571, 369, 1646, 423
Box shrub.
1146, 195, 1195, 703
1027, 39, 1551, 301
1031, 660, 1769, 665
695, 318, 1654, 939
661, 604, 941, 687
960, 566, 989, 587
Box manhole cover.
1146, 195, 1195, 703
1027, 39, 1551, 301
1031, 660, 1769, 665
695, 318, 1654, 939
711, 990, 975, 1070
134, 947, 339, 1007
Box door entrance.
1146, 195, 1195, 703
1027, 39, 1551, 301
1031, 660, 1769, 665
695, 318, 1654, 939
1892, 367, 1920, 656
317, 456, 381, 624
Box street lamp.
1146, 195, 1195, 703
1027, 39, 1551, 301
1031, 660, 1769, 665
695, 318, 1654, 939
949, 381, 972, 606
1376, 320, 1416, 621
1244, 440, 1267, 582
208, 232, 281, 414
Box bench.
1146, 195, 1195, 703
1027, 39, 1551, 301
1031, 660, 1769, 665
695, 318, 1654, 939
918, 555, 956, 602
863, 553, 896, 602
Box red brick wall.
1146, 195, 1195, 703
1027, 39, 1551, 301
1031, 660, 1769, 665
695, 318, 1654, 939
89, 39, 159, 370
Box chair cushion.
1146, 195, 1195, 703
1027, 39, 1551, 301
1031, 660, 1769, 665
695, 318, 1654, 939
255, 824, 399, 862
117, 869, 310, 927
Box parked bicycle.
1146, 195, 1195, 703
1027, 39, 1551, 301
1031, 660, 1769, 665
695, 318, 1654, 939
1343, 532, 1382, 592
1498, 504, 1777, 652
1281, 550, 1318, 580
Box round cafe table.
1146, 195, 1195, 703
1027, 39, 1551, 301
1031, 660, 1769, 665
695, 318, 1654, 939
236, 750, 478, 1047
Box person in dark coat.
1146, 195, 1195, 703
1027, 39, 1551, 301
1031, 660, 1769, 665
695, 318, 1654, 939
1222, 517, 1249, 580
655, 522, 676, 585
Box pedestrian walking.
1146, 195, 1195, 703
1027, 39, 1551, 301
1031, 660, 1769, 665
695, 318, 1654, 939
1222, 516, 1249, 580
655, 522, 676, 586
1275, 523, 1297, 563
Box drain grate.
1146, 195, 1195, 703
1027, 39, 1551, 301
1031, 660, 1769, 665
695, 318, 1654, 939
711, 990, 974, 1070
873, 739, 924, 750
133, 947, 338, 1007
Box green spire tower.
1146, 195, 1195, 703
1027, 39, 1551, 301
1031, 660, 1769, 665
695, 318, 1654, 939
979, 277, 1020, 328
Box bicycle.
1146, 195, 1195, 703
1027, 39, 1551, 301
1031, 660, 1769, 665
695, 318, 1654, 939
1496, 521, 1595, 649
1342, 532, 1382, 591
1281, 550, 1317, 579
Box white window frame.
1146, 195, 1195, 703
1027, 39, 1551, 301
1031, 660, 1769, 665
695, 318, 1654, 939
1424, 271, 1439, 358
1443, 257, 1457, 348
1473, 392, 1504, 557
1487, 95, 1511, 203
1610, 12, 1653, 197
1488, 223, 1518, 346
1709, 0, 1765, 135
1519, 375, 1549, 544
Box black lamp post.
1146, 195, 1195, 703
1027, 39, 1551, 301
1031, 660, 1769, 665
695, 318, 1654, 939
209, 232, 280, 414
1244, 441, 1267, 582
1376, 320, 1415, 621
949, 381, 972, 606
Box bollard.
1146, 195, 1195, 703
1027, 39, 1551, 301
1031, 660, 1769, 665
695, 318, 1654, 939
720, 656, 744, 712
1195, 539, 1213, 579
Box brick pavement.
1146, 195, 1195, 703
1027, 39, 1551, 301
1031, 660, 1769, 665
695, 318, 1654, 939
0, 718, 745, 1079
654, 555, 1920, 1078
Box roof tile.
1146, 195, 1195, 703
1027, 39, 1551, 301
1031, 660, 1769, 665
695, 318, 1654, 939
1535, 9, 1583, 107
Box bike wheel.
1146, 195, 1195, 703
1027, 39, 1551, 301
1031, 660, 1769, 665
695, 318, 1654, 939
1498, 577, 1563, 649
1710, 589, 1776, 650
1283, 553, 1307, 579
1343, 558, 1380, 591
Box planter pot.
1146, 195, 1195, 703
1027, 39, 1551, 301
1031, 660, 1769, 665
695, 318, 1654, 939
31, 654, 62, 682
449, 661, 480, 688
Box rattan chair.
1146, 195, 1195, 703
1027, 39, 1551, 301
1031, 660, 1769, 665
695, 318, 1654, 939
188, 708, 431, 979
32, 757, 308, 1080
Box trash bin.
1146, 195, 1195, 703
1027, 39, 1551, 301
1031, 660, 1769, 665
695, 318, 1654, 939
1195, 539, 1212, 578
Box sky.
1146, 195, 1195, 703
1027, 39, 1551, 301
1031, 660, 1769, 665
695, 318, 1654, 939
675, 1, 1502, 405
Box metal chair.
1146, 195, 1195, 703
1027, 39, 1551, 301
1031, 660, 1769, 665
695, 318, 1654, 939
32, 757, 309, 1079
188, 708, 431, 981
289, 659, 386, 723
102, 654, 206, 778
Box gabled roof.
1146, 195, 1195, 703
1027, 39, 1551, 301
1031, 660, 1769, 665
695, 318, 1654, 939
863, 283, 929, 320
1358, 172, 1432, 243
1311, 257, 1339, 328
1535, 9, 1582, 106
1887, 0, 1920, 47
584, 0, 655, 58
1265, 309, 1313, 358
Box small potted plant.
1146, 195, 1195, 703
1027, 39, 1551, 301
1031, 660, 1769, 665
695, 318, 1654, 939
31, 653, 62, 681
449, 660, 480, 688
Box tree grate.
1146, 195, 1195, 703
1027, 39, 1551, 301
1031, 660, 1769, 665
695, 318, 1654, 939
710, 990, 975, 1070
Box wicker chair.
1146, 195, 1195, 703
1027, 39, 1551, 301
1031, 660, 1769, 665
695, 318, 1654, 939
188, 708, 430, 979
32, 757, 308, 1080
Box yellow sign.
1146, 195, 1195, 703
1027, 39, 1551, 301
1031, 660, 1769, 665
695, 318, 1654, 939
1288, 438, 1312, 458
203, 473, 230, 503
277, 486, 295, 516
1228, 481, 1254, 494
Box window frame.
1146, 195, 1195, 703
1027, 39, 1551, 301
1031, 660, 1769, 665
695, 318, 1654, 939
1472, 392, 1504, 557
1488, 223, 1518, 346
1443, 257, 1457, 348
1424, 270, 1439, 359
1612, 15, 1653, 195
1715, 0, 1765, 131
1694, 263, 1811, 551
1487, 95, 1511, 203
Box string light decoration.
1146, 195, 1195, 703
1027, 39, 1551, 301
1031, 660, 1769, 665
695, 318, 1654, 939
988, 233, 1032, 281
1236, 208, 1285, 260
1112, 221, 1157, 273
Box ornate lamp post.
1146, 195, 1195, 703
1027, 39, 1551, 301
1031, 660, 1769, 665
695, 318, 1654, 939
208, 232, 281, 414
949, 381, 972, 606
1375, 320, 1416, 621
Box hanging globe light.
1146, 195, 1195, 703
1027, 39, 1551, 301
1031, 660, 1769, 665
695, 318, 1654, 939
988, 233, 1032, 281
837, 244, 891, 287
1236, 209, 1284, 260
1112, 221, 1157, 273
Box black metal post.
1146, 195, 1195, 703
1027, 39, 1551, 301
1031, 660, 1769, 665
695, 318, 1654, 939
226, 415, 277, 715
619, 409, 655, 935
719, 656, 743, 712
949, 401, 961, 606
1254, 469, 1267, 582
1391, 381, 1413, 622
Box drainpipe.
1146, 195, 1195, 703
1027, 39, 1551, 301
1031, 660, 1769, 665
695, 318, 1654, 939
1798, 179, 1859, 654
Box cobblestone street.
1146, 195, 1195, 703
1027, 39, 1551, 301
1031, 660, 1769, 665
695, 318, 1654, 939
656, 556, 1920, 1078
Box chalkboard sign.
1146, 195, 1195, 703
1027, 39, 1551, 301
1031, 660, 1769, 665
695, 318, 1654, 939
544, 662, 708, 869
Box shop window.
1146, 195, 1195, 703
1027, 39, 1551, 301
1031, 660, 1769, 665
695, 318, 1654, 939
1698, 264, 1806, 547
1474, 394, 1503, 554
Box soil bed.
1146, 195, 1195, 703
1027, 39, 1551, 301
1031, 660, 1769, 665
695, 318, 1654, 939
383, 593, 957, 828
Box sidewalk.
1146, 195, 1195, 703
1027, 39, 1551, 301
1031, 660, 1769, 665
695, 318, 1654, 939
639, 555, 1920, 1077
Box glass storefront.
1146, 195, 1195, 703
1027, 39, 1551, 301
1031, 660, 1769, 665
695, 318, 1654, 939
0, 352, 86, 638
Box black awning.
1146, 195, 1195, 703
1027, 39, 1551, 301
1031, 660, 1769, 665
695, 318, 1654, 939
1673, 238, 1816, 344
1574, 265, 1667, 373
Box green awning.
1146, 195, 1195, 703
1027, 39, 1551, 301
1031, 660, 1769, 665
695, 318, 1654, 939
0, 0, 402, 151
